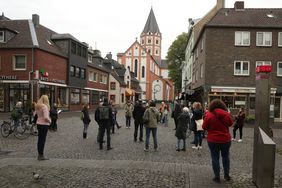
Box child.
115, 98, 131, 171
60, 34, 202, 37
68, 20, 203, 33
175, 107, 190, 151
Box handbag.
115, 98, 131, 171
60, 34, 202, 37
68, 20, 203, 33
195, 119, 204, 131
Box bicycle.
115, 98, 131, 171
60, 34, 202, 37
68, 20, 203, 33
1, 116, 37, 139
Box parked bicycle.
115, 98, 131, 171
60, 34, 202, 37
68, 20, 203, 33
1, 115, 37, 139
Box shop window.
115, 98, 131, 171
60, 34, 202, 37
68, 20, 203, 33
70, 89, 80, 105
234, 61, 249, 76
13, 55, 26, 70
0, 31, 4, 42
256, 32, 272, 46
75, 67, 80, 78
235, 31, 250, 46
91, 90, 99, 105
71, 42, 76, 54
278, 62, 282, 76
82, 90, 89, 104
70, 66, 75, 77
110, 82, 116, 90
81, 68, 85, 79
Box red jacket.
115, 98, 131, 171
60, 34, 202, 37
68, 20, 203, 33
202, 108, 233, 143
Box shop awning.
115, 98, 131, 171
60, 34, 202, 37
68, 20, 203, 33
39, 81, 67, 87
125, 88, 135, 96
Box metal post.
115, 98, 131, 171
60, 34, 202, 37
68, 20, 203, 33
252, 65, 276, 188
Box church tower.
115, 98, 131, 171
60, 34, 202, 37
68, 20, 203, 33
140, 8, 162, 63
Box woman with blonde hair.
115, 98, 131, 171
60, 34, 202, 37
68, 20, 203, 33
35, 95, 51, 161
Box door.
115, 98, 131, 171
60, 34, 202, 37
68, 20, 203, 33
274, 97, 281, 121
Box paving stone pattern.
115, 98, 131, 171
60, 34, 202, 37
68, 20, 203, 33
0, 110, 282, 187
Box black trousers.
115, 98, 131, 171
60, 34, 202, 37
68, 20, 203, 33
134, 120, 143, 141
233, 125, 243, 139
37, 125, 49, 155
50, 119, 57, 130
99, 125, 111, 148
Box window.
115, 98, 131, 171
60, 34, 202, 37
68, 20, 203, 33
256, 61, 271, 67
99, 74, 103, 83
77, 45, 82, 56
148, 39, 151, 44
148, 49, 151, 54
142, 40, 144, 44
155, 49, 158, 55
278, 62, 282, 76
110, 82, 116, 90
70, 89, 80, 105
134, 59, 138, 77
278, 32, 282, 47
81, 68, 85, 79
200, 64, 203, 78
234, 61, 249, 76
93, 72, 97, 81
0, 31, 4, 42
156, 39, 159, 44
71, 42, 76, 54
75, 67, 80, 78
89, 71, 94, 81
142, 66, 145, 78
88, 55, 92, 63
256, 32, 272, 46
235, 31, 250, 46
103, 75, 108, 84
110, 95, 116, 103
13, 55, 26, 70
82, 48, 86, 57
70, 66, 75, 76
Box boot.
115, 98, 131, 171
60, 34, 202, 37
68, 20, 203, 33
38, 154, 49, 161
83, 133, 87, 139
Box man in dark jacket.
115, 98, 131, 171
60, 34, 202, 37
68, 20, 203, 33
133, 100, 146, 142
173, 100, 182, 130
95, 98, 114, 150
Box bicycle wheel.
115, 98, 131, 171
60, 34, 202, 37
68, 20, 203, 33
1, 121, 11, 138
30, 123, 38, 136
14, 122, 30, 139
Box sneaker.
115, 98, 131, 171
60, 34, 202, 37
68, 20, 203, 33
144, 148, 149, 152
198, 146, 202, 149
213, 177, 220, 183
192, 146, 199, 150
232, 138, 237, 141
238, 139, 243, 142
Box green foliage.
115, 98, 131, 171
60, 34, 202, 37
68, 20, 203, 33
166, 32, 188, 93
245, 115, 255, 123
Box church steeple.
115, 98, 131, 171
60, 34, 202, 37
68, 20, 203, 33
140, 8, 162, 62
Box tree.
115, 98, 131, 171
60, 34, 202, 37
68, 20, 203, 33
166, 32, 188, 95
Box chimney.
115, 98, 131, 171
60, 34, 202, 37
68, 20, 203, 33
32, 14, 39, 27
234, 1, 245, 11
216, 0, 225, 9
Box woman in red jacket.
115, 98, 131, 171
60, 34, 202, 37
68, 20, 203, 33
202, 99, 233, 183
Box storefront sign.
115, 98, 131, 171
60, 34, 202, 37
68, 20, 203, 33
0, 75, 17, 80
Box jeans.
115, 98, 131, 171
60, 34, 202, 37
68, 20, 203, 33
99, 125, 111, 148
83, 123, 89, 134
195, 131, 203, 146
177, 139, 186, 150
125, 116, 131, 127
134, 121, 143, 141
145, 128, 157, 149
208, 141, 231, 178
37, 125, 49, 155
233, 125, 243, 139
163, 114, 168, 126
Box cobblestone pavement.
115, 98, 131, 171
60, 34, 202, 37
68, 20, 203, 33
0, 110, 282, 187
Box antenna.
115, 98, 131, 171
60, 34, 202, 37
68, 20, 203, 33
151, 0, 153, 8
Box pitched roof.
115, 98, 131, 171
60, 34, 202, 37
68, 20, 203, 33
207, 8, 282, 28
142, 8, 160, 34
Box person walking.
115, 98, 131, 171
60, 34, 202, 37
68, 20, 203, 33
11, 101, 23, 127
172, 100, 181, 130
133, 99, 146, 142
232, 107, 246, 142
191, 102, 204, 149
49, 103, 58, 131
175, 107, 190, 151
202, 99, 233, 183
143, 101, 160, 152
81, 103, 91, 139
35, 95, 51, 161
111, 103, 121, 134
162, 103, 169, 127
124, 100, 134, 128
95, 98, 114, 150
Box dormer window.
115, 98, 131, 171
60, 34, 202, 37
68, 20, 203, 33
0, 31, 4, 43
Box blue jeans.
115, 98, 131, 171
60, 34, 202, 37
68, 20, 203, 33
208, 142, 231, 178
145, 128, 157, 149
125, 116, 131, 127
162, 114, 168, 126
195, 131, 203, 147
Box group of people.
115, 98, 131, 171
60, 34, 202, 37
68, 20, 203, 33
172, 98, 246, 183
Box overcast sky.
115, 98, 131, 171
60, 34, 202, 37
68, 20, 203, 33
2, 0, 282, 59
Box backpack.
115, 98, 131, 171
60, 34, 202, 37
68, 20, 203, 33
11, 108, 19, 120
99, 106, 110, 120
